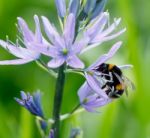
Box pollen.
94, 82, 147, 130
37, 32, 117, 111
116, 83, 124, 90
108, 64, 115, 71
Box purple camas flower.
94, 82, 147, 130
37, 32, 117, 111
41, 11, 125, 68
78, 82, 111, 112
78, 40, 134, 112
15, 91, 44, 118
0, 15, 49, 65
78, 41, 125, 111
42, 13, 89, 69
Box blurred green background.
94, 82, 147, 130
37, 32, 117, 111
0, 0, 150, 138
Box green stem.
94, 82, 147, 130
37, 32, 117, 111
48, 108, 85, 124
52, 64, 66, 138
70, 103, 81, 115
36, 59, 57, 78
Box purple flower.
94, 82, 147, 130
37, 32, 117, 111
78, 82, 111, 112
15, 91, 44, 118
42, 13, 89, 69
0, 15, 49, 65
78, 41, 122, 111
55, 0, 66, 18
81, 12, 126, 53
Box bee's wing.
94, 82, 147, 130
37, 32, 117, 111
118, 65, 133, 70
125, 88, 128, 97
123, 76, 135, 91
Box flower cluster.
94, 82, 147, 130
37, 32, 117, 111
0, 0, 134, 137
0, 0, 129, 111
0, 1, 125, 69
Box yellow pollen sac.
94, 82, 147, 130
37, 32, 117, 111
108, 64, 115, 70
116, 83, 124, 90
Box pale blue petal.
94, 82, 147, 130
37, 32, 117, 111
78, 82, 92, 102
63, 14, 75, 45
67, 55, 84, 69
97, 18, 122, 38
88, 41, 122, 69
17, 17, 34, 42
47, 58, 65, 68
14, 98, 25, 106
84, 0, 96, 14
47, 46, 60, 58
86, 97, 111, 108
73, 37, 90, 54
41, 16, 59, 43
85, 73, 108, 98
91, 0, 107, 19
0, 58, 33, 65
85, 12, 109, 41
26, 42, 52, 56
55, 0, 66, 18
92, 28, 126, 43
20, 91, 27, 100
0, 40, 25, 58
69, 0, 80, 17
34, 15, 42, 43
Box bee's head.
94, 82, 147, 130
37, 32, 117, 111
95, 63, 109, 73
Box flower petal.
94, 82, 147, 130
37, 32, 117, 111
26, 42, 52, 56
67, 55, 84, 69
85, 12, 109, 40
78, 82, 92, 102
92, 28, 126, 43
34, 15, 42, 43
91, 0, 107, 19
47, 58, 65, 68
85, 73, 108, 98
0, 58, 33, 65
100, 18, 122, 37
0, 40, 25, 58
55, 0, 66, 18
17, 17, 34, 43
41, 16, 59, 43
69, 0, 80, 17
84, 0, 97, 14
63, 14, 75, 45
14, 98, 25, 106
73, 37, 90, 54
88, 41, 122, 69
20, 91, 28, 100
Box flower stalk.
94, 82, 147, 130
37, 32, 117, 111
52, 64, 66, 138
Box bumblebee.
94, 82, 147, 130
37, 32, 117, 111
95, 63, 134, 98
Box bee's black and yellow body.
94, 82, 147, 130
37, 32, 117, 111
95, 63, 125, 98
